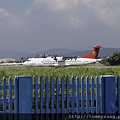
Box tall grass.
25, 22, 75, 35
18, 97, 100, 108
0, 66, 120, 81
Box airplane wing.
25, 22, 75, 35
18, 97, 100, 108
54, 56, 78, 62
62, 56, 78, 60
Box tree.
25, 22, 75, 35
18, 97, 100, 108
108, 52, 120, 65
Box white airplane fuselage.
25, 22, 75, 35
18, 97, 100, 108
22, 56, 101, 67
22, 45, 102, 67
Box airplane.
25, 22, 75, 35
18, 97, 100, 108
22, 45, 102, 67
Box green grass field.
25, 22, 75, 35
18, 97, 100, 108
0, 66, 120, 81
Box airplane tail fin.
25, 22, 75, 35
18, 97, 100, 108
81, 45, 101, 59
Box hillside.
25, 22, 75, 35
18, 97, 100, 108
64, 48, 120, 58
0, 47, 120, 59
33, 48, 74, 56
0, 50, 30, 59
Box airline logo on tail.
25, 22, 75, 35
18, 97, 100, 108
81, 45, 101, 59
92, 51, 97, 56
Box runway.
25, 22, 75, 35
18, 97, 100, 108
0, 64, 119, 69
0, 64, 26, 69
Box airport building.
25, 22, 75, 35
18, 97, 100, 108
0, 58, 16, 63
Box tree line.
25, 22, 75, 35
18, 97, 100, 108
103, 51, 120, 66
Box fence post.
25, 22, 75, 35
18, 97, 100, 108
101, 75, 116, 114
118, 77, 120, 114
14, 76, 32, 119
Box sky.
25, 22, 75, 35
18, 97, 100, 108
0, 0, 120, 53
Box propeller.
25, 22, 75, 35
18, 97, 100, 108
54, 54, 57, 61
42, 53, 47, 58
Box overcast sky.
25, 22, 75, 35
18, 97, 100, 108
0, 0, 120, 53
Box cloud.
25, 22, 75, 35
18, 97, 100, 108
27, 0, 78, 14
68, 17, 87, 29
26, 0, 87, 30
26, 0, 120, 30
0, 8, 26, 30
56, 17, 87, 30
83, 0, 120, 27
48, 0, 78, 11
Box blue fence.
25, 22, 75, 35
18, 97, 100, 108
0, 75, 119, 119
